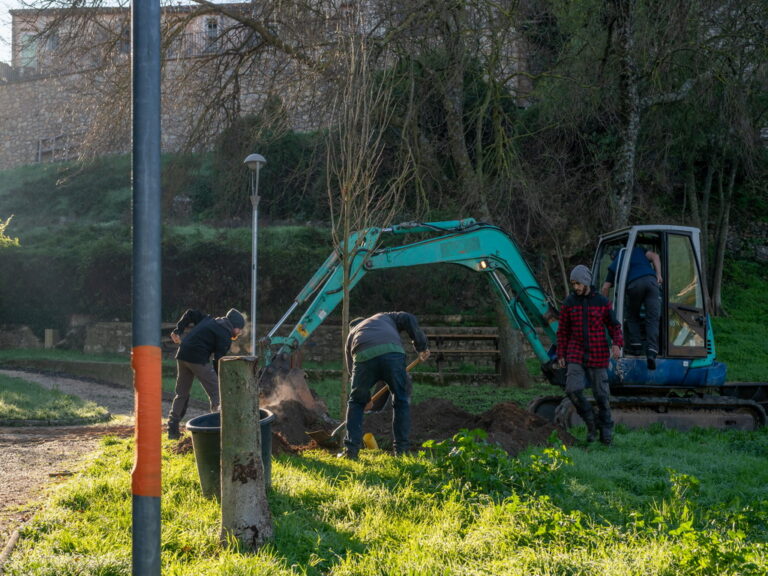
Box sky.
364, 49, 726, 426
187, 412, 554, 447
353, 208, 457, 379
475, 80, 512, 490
0, 0, 18, 65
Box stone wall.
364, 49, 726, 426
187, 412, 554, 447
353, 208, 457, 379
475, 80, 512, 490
83, 322, 133, 356
0, 55, 324, 170
0, 324, 41, 349
0, 72, 92, 169
79, 321, 502, 372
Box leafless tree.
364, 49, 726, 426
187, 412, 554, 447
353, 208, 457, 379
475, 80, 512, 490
326, 7, 411, 416
16, 0, 339, 158
370, 0, 541, 387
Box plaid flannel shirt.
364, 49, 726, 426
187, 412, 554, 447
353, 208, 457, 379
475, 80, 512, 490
557, 288, 623, 368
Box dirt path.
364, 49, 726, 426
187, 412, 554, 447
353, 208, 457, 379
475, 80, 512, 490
0, 369, 204, 547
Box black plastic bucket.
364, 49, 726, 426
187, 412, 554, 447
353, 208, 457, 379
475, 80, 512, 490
186, 409, 275, 499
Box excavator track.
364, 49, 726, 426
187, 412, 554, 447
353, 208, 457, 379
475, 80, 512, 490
552, 394, 767, 431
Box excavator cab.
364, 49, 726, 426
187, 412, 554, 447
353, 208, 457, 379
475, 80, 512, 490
592, 225, 725, 389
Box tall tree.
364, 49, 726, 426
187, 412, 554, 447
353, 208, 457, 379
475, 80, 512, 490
376, 0, 541, 387
326, 7, 410, 416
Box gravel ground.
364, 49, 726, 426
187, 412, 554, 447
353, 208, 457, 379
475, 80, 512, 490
0, 369, 205, 549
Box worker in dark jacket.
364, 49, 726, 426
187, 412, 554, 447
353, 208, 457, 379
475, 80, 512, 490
341, 312, 430, 459
601, 244, 662, 369
167, 308, 245, 439
557, 265, 623, 445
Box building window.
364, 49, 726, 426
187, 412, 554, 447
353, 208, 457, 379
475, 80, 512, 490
204, 17, 219, 53
37, 134, 78, 163
45, 32, 59, 52
19, 33, 38, 69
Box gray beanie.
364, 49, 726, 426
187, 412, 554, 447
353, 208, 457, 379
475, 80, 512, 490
226, 308, 245, 329
569, 265, 592, 286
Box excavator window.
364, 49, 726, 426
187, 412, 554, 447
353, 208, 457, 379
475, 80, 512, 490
666, 233, 708, 357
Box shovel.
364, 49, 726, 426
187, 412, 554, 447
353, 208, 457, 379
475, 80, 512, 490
307, 357, 421, 448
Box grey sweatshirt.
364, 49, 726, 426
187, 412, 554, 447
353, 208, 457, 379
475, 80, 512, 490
345, 312, 428, 373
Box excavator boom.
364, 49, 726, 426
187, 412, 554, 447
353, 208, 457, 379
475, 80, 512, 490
262, 219, 559, 372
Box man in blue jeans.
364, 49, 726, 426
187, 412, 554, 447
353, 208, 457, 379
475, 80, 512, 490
341, 312, 430, 459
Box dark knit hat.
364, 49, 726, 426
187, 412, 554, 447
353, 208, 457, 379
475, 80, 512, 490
569, 265, 592, 286
226, 308, 245, 329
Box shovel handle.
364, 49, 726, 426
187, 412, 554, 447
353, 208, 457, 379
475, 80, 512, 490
406, 357, 421, 372
331, 356, 424, 438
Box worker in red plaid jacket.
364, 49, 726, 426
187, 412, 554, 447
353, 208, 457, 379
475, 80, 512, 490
557, 265, 623, 445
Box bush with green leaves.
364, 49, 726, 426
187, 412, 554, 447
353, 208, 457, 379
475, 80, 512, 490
422, 428, 571, 499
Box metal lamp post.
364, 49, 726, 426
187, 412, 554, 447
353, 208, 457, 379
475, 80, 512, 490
244, 153, 267, 356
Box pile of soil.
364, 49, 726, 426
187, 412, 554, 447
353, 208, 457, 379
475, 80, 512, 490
265, 396, 573, 456
363, 398, 573, 455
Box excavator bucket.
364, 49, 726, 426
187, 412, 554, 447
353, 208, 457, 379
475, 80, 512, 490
257, 353, 335, 446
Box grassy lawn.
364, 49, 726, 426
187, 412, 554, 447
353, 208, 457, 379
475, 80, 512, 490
0, 373, 109, 423
710, 261, 768, 382
1, 260, 765, 573
5, 425, 767, 575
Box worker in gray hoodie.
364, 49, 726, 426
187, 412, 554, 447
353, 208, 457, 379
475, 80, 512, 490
341, 312, 430, 459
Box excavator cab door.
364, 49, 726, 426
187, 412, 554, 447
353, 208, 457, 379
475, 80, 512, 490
593, 225, 712, 365
664, 232, 709, 358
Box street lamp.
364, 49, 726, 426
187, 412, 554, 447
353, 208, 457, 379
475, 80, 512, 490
244, 153, 267, 356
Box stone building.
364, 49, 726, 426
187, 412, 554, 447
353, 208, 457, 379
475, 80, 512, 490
0, 3, 330, 170
0, 2, 531, 171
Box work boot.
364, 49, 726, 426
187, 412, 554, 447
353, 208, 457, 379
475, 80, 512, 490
568, 393, 596, 443
167, 419, 180, 440
647, 351, 657, 370
583, 412, 598, 443
599, 425, 613, 446
336, 448, 358, 461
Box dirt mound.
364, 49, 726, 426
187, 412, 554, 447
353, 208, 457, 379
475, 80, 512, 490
363, 397, 573, 456
171, 427, 316, 457
266, 399, 328, 446
174, 397, 573, 458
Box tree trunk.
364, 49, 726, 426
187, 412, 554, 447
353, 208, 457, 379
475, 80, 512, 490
494, 298, 530, 388
474, 206, 528, 388
219, 357, 273, 551
613, 0, 641, 227
710, 161, 737, 316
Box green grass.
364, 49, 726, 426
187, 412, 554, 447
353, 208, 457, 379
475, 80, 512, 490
711, 260, 768, 382
0, 348, 128, 364
2, 259, 767, 573
0, 373, 109, 423
0, 349, 213, 406
5, 427, 767, 575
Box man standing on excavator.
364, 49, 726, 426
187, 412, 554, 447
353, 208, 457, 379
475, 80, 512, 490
557, 265, 623, 445
341, 312, 430, 459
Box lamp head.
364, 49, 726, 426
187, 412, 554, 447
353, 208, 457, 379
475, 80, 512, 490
244, 153, 267, 171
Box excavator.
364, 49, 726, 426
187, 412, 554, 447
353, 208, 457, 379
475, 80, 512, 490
257, 219, 767, 432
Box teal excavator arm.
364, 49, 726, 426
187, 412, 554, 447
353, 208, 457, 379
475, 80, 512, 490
261, 219, 560, 371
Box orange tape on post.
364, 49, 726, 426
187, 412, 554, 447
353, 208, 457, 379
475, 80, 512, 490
131, 345, 162, 497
